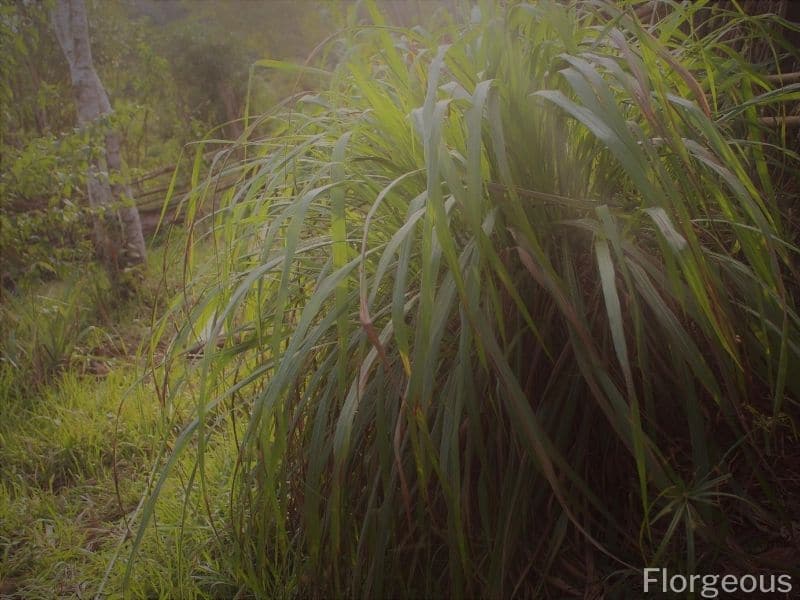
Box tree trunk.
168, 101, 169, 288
51, 0, 146, 281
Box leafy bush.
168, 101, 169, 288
144, 1, 800, 597
0, 133, 96, 285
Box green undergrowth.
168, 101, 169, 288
0, 232, 245, 598
0, 366, 242, 598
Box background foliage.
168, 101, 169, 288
0, 0, 335, 288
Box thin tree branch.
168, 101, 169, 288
758, 115, 800, 127
764, 71, 800, 84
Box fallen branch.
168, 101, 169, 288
127, 148, 228, 187
129, 163, 177, 186
758, 115, 800, 127
765, 72, 800, 84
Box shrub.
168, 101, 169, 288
143, 1, 800, 596
0, 134, 95, 286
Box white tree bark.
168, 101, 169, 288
52, 0, 146, 274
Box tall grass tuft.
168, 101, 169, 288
140, 1, 800, 596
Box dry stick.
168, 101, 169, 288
137, 171, 237, 199
128, 148, 220, 187
135, 178, 239, 212
758, 115, 800, 127
135, 184, 177, 200
129, 163, 177, 186
765, 71, 800, 84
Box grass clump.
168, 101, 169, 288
134, 0, 799, 597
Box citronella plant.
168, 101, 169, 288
135, 1, 799, 596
